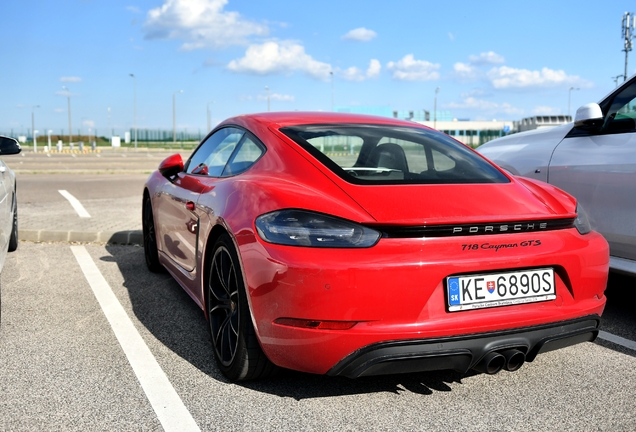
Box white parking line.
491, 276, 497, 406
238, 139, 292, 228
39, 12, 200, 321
71, 246, 200, 432
598, 330, 636, 351
59, 190, 91, 218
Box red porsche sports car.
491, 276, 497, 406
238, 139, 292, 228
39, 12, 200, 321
143, 112, 609, 381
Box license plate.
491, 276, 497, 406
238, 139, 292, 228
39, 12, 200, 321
446, 268, 556, 312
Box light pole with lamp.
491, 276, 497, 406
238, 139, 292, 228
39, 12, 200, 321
265, 86, 270, 112
622, 12, 635, 83
31, 105, 40, 152
568, 87, 580, 118
434, 87, 440, 129
130, 74, 137, 149
207, 101, 215, 132
62, 86, 72, 145
47, 129, 53, 151
173, 90, 183, 143
613, 75, 625, 87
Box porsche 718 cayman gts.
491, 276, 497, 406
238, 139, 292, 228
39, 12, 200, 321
143, 112, 609, 381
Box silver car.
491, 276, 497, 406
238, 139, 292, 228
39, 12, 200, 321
0, 135, 21, 323
478, 76, 636, 275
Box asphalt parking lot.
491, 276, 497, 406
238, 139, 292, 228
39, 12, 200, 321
1, 149, 635, 431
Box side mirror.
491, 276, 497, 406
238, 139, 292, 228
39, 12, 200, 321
574, 103, 604, 128
158, 154, 184, 179
0, 136, 22, 155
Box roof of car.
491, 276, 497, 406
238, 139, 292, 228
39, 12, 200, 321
221, 111, 431, 129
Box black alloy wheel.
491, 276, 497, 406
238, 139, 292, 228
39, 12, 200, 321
207, 234, 277, 381
142, 195, 163, 272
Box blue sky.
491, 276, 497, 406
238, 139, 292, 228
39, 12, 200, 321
2, 0, 634, 137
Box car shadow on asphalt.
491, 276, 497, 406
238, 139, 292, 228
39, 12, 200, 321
595, 271, 636, 359
105, 243, 479, 399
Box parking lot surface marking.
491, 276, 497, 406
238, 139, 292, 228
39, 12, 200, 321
598, 330, 636, 351
58, 189, 91, 218
71, 245, 200, 432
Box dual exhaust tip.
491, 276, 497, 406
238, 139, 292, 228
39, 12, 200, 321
474, 349, 526, 375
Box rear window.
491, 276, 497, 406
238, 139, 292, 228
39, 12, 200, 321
280, 124, 509, 184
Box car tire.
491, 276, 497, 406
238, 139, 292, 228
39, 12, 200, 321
8, 193, 18, 252
142, 194, 163, 273
207, 233, 277, 381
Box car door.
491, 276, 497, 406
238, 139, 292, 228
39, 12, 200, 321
0, 159, 8, 258
549, 80, 636, 261
154, 127, 245, 272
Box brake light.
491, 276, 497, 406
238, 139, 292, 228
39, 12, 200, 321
274, 318, 358, 330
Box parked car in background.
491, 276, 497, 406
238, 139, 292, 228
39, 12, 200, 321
0, 136, 21, 323
143, 112, 608, 381
478, 75, 636, 276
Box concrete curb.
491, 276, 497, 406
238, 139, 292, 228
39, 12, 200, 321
19, 229, 143, 246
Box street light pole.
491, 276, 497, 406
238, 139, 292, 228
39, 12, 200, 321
130, 74, 137, 149
568, 87, 580, 118
107, 107, 112, 138
265, 86, 270, 112
31, 105, 40, 152
173, 90, 183, 143
434, 87, 440, 129
613, 74, 625, 87
62, 86, 72, 145
622, 12, 635, 82
207, 101, 214, 132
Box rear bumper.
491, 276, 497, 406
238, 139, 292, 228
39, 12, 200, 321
328, 315, 600, 378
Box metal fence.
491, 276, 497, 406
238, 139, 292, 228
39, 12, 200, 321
0, 128, 207, 144
127, 129, 207, 142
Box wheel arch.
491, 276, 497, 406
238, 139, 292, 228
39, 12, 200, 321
201, 224, 232, 320
200, 223, 262, 338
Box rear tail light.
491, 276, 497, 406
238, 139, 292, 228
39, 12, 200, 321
274, 318, 358, 330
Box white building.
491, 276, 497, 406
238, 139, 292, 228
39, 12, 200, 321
416, 119, 513, 147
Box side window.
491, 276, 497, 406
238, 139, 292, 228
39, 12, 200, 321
432, 149, 456, 172
222, 135, 265, 176
605, 82, 636, 134
378, 138, 428, 173
304, 134, 364, 170
186, 128, 244, 176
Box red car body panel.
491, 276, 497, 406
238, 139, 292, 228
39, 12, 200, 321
145, 112, 609, 377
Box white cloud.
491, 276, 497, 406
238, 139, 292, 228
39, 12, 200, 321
453, 62, 476, 80
56, 89, 74, 97
487, 66, 592, 89
126, 6, 142, 14
533, 106, 562, 115
461, 89, 490, 98
468, 51, 505, 65
60, 76, 82, 83
387, 55, 440, 81
342, 27, 377, 42
144, 0, 268, 50
259, 93, 295, 102
339, 59, 381, 81
82, 119, 95, 128
367, 59, 381, 78
448, 32, 455, 41
227, 41, 331, 81
454, 62, 473, 73
453, 52, 504, 82
446, 97, 524, 116
340, 66, 365, 82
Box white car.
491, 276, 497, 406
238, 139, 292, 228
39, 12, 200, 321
478, 76, 636, 275
0, 135, 21, 323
